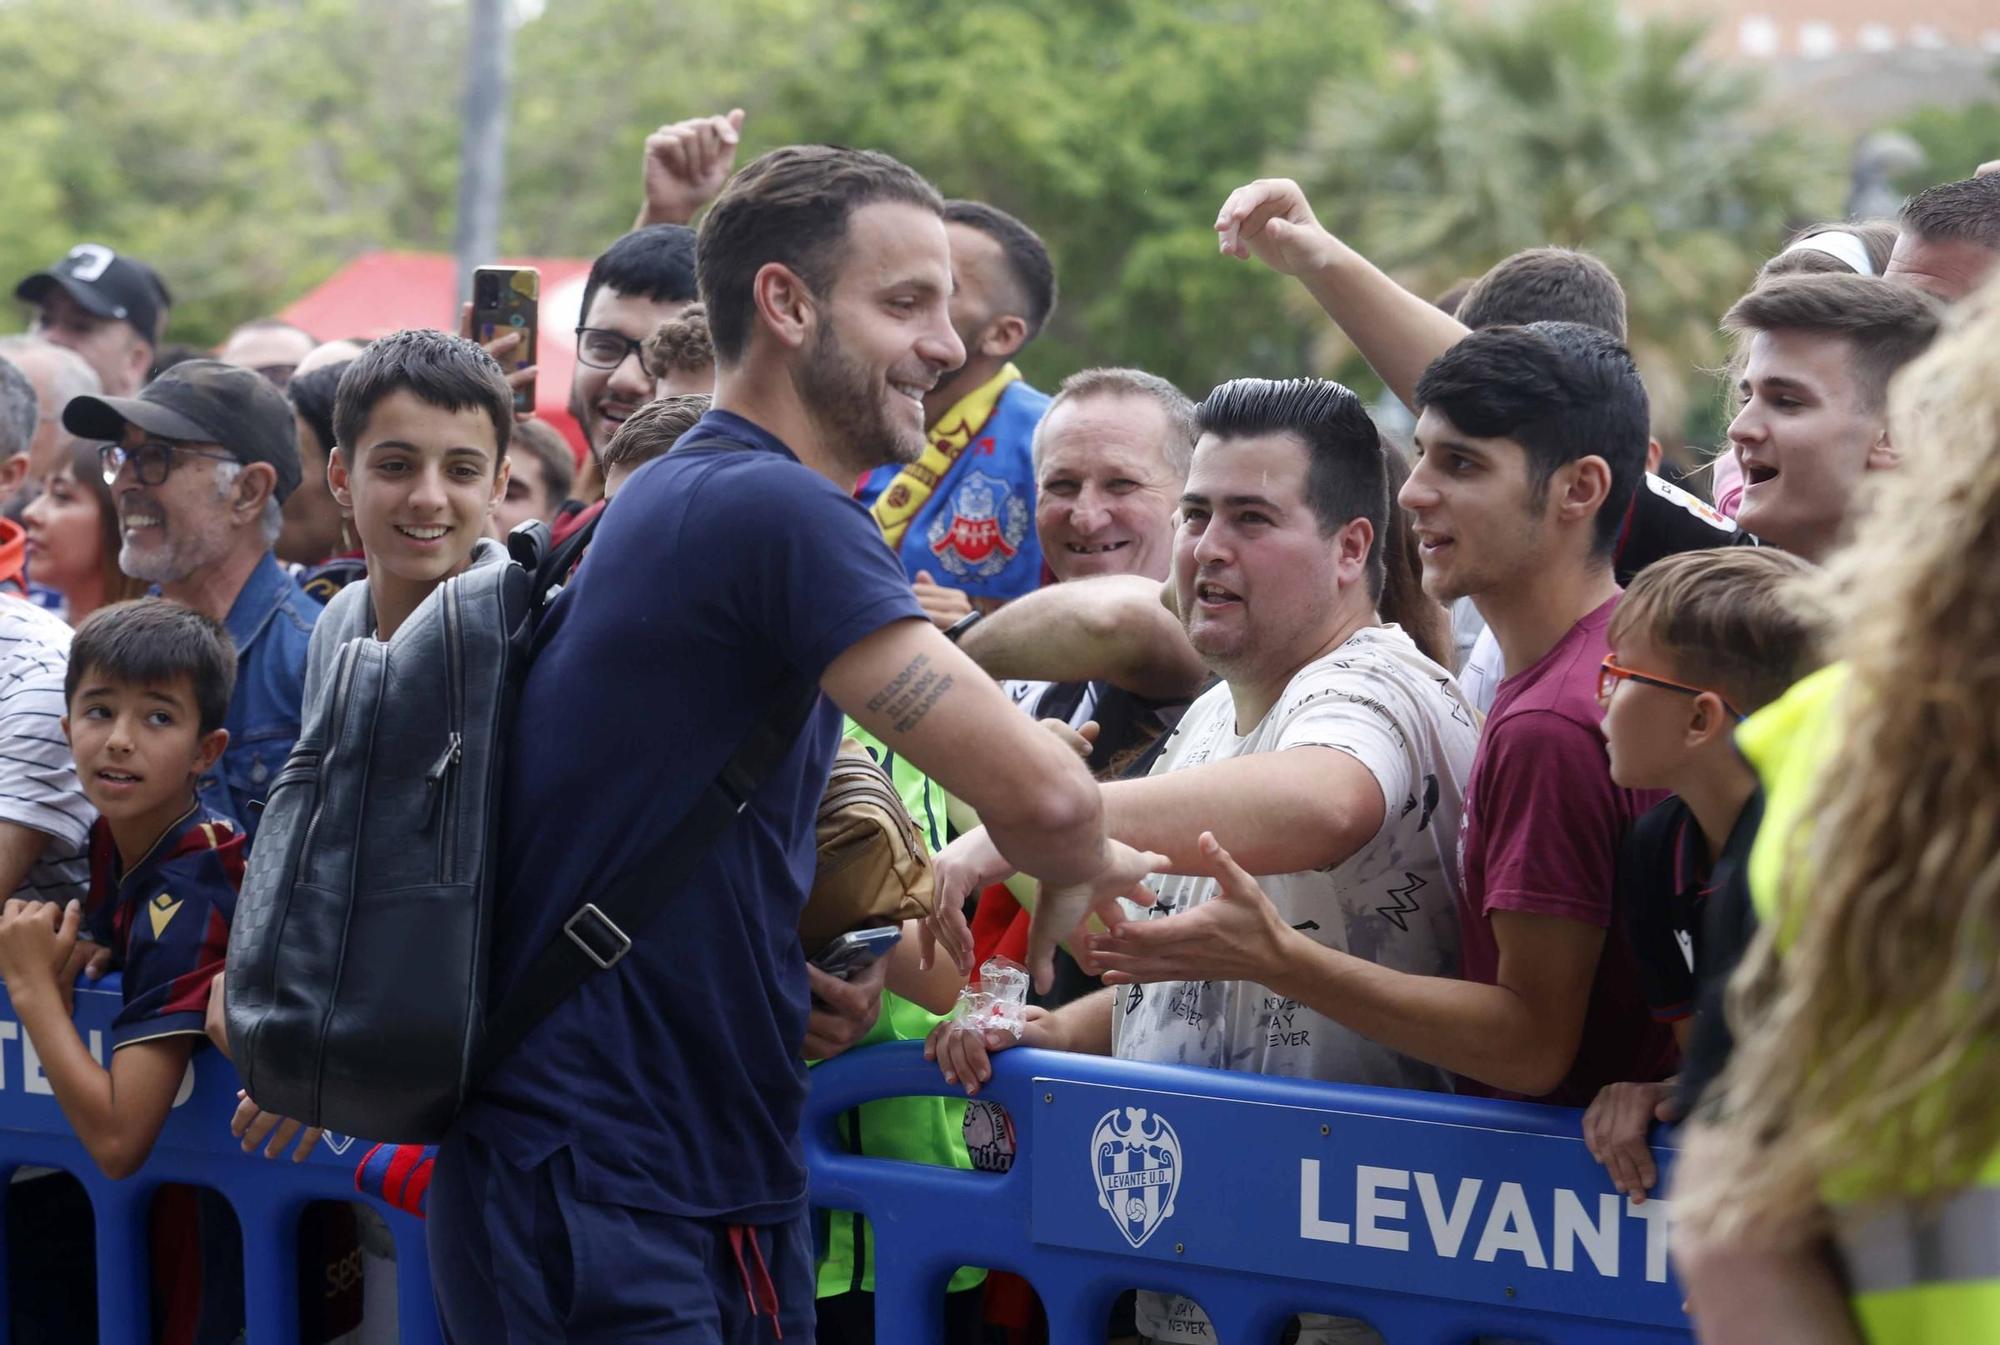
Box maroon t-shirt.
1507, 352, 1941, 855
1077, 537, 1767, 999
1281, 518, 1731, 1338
1456, 595, 1678, 1106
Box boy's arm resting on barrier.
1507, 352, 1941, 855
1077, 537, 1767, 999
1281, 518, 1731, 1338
955, 576, 1210, 702
885, 918, 964, 1016
0, 897, 193, 1179
926, 987, 1115, 1097
1215, 178, 1469, 412
1093, 836, 1602, 1098
823, 617, 1167, 990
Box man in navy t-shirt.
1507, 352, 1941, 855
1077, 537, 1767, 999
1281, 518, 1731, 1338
429, 144, 1165, 1344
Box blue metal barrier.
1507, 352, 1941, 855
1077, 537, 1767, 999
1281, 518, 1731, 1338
0, 982, 443, 1345
806, 1043, 1694, 1345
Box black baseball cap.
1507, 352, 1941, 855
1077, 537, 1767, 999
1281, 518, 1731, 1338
64, 359, 303, 502
15, 244, 172, 344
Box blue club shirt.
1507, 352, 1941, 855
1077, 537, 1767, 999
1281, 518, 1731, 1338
461, 409, 926, 1222
195, 551, 322, 839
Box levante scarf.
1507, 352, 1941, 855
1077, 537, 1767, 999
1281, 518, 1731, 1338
869, 363, 1022, 548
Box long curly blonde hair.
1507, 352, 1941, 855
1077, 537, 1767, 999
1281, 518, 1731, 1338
1674, 269, 2000, 1240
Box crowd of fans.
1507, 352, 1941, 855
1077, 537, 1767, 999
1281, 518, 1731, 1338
0, 105, 1992, 1345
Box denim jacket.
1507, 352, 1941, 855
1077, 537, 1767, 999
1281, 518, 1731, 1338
197, 551, 322, 840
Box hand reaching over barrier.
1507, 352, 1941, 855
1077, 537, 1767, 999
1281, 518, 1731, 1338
1091, 832, 1291, 986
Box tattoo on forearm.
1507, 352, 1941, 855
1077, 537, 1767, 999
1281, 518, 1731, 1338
867, 654, 956, 734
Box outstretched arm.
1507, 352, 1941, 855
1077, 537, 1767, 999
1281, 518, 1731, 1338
957, 575, 1209, 701
1216, 178, 1469, 411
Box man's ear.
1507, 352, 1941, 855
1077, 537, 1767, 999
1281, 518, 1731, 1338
1555, 455, 1614, 530
750, 262, 816, 352
1644, 438, 1663, 475
977, 313, 1030, 361
236, 462, 279, 520
326, 449, 352, 509
192, 727, 229, 777
1335, 516, 1375, 586
0, 453, 29, 500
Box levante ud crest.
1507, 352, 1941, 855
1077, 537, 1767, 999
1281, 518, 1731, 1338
928, 469, 1030, 581
1091, 1105, 1183, 1249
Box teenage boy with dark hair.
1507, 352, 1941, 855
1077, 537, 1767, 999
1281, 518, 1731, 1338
0, 599, 236, 1184
1722, 273, 1944, 562
1885, 171, 2000, 301
432, 143, 1160, 1341
1583, 546, 1823, 1204
1090, 322, 1677, 1107
856, 199, 1059, 622
302, 330, 514, 703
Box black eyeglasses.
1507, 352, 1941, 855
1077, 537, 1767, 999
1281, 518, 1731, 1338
99, 440, 238, 488
573, 327, 647, 371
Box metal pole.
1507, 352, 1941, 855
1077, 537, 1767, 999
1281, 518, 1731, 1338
454, 0, 513, 306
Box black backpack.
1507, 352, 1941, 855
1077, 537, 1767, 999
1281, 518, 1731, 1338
227, 478, 815, 1142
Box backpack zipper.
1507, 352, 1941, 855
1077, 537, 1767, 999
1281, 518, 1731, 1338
431, 580, 464, 879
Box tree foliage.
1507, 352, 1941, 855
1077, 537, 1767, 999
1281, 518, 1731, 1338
1295, 0, 1844, 441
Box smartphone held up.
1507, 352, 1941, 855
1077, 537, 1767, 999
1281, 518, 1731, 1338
471, 265, 540, 413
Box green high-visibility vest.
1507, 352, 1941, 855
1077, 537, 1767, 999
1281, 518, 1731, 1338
1741, 667, 2000, 1342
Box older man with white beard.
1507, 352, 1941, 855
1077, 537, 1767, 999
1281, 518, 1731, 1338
64, 360, 321, 836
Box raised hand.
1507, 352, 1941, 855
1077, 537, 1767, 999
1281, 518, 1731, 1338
1214, 178, 1341, 277
638, 109, 747, 227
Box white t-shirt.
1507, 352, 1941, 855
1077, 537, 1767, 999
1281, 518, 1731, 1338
1112, 625, 1480, 1345
0, 595, 92, 905
1459, 625, 1503, 715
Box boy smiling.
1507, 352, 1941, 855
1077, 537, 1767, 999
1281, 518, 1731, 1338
304, 329, 513, 703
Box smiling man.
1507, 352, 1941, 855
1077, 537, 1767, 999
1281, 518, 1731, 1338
439, 144, 1161, 1343
929, 376, 1478, 1345
1723, 274, 1943, 562
856, 201, 1058, 624
1081, 325, 1677, 1111
569, 226, 700, 465
63, 361, 320, 836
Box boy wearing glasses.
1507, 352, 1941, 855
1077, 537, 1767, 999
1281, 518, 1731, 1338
1584, 547, 1822, 1202
64, 359, 321, 838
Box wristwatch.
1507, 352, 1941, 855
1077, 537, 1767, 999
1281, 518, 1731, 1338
944, 609, 985, 644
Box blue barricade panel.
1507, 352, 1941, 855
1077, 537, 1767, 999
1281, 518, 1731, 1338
0, 982, 442, 1345
807, 1042, 1693, 1345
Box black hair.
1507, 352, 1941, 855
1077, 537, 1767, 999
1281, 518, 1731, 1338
579, 225, 699, 331
1414, 322, 1649, 557
942, 200, 1059, 338
1195, 377, 1392, 598
1899, 173, 2000, 249
698, 145, 945, 362
1457, 247, 1628, 340
66, 599, 236, 736
330, 329, 513, 461
287, 360, 351, 463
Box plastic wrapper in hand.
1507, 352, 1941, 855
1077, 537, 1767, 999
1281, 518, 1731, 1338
951, 956, 1030, 1039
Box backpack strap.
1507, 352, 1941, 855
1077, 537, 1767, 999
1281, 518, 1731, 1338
472, 435, 820, 1082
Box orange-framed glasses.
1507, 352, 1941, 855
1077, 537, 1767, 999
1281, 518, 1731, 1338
1598, 655, 1743, 720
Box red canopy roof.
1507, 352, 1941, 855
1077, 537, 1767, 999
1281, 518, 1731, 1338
279, 250, 595, 461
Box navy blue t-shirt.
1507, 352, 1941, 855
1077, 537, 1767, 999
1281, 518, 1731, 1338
460, 410, 924, 1223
